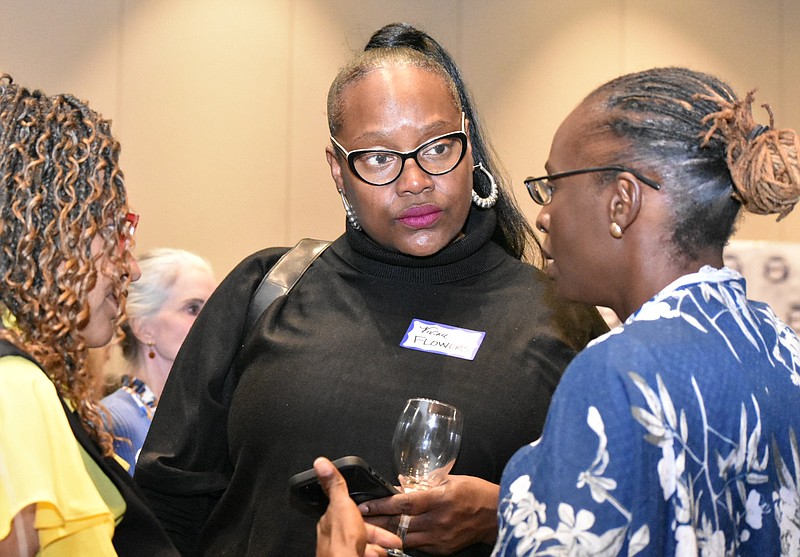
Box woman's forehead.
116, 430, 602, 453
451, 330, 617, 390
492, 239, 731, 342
550, 99, 620, 168
347, 65, 455, 106
549, 103, 593, 165
337, 66, 461, 140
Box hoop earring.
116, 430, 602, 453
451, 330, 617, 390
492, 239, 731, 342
338, 189, 361, 230
609, 222, 623, 239
147, 342, 156, 359
472, 163, 499, 209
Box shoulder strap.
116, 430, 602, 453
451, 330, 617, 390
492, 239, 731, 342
244, 238, 331, 332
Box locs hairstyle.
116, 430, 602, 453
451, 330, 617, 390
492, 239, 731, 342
587, 67, 799, 260
0, 74, 134, 454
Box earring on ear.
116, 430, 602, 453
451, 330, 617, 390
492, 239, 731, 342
147, 342, 156, 359
471, 163, 499, 209
338, 189, 361, 230
609, 222, 623, 239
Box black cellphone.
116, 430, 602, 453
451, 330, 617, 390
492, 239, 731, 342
288, 455, 399, 515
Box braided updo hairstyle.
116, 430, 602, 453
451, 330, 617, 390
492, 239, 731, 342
0, 74, 134, 454
587, 67, 800, 261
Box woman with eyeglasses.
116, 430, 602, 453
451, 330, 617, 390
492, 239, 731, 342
0, 75, 178, 555
135, 24, 608, 557
494, 66, 800, 556
313, 66, 800, 557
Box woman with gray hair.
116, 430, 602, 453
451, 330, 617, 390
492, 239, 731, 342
102, 248, 216, 473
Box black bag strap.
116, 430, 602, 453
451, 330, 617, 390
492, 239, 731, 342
244, 238, 331, 332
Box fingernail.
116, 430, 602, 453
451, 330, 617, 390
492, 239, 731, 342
313, 457, 333, 477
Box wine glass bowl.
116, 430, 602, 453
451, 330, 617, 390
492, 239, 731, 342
391, 398, 463, 541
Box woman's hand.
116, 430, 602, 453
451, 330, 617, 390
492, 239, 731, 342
360, 475, 500, 554
315, 457, 403, 557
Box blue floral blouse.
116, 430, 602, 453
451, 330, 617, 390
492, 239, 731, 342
494, 267, 800, 556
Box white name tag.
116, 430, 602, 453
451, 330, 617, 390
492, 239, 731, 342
400, 319, 485, 360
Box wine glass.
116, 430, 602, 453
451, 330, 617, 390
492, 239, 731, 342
391, 398, 463, 543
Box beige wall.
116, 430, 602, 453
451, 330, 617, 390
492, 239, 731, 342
1, 0, 798, 276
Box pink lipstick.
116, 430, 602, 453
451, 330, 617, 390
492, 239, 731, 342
398, 205, 442, 229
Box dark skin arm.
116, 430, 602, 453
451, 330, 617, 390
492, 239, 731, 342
315, 457, 403, 557
359, 475, 500, 554
0, 504, 38, 557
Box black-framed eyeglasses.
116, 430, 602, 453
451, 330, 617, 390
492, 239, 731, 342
524, 165, 662, 205
330, 112, 468, 186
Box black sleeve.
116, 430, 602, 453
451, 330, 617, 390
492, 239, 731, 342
555, 299, 611, 353
67, 404, 180, 557
134, 247, 286, 556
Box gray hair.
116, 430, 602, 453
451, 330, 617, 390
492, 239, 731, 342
120, 248, 214, 361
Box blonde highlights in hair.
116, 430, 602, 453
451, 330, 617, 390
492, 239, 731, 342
0, 74, 134, 454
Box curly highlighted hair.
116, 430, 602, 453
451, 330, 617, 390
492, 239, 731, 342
0, 74, 135, 455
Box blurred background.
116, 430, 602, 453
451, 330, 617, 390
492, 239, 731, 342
1, 0, 798, 278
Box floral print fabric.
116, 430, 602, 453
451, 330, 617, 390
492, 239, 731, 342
494, 267, 800, 556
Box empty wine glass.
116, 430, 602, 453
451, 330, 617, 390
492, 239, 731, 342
391, 398, 463, 543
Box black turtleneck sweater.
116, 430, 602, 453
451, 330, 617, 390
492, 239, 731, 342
136, 209, 608, 557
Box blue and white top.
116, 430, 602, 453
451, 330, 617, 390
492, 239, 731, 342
494, 267, 800, 556
102, 375, 157, 475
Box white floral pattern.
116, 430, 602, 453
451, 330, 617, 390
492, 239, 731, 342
494, 267, 800, 556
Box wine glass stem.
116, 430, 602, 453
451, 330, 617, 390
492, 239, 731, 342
397, 513, 412, 544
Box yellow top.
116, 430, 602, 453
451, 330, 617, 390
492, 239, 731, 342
0, 355, 120, 555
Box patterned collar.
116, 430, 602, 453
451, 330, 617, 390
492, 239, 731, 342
628, 266, 744, 324
120, 374, 158, 411
652, 265, 742, 297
